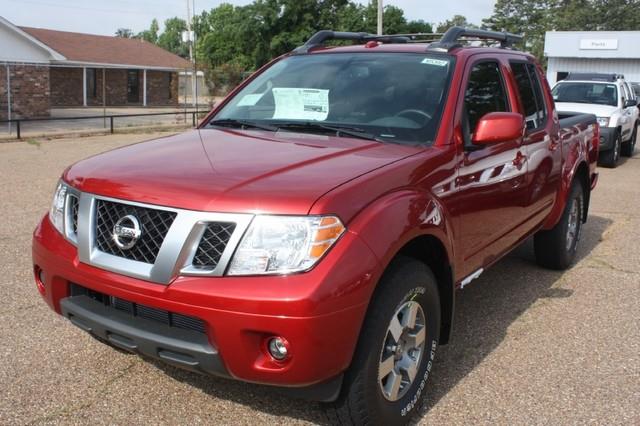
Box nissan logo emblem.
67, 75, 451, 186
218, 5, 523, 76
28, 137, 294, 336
112, 214, 142, 250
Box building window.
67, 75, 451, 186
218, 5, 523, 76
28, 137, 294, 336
87, 68, 97, 98
168, 73, 173, 100
557, 72, 569, 82
127, 70, 140, 103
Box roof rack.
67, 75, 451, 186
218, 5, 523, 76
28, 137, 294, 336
565, 73, 625, 82
292, 26, 524, 54
428, 26, 523, 51
292, 30, 410, 54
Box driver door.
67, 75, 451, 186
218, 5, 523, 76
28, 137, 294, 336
451, 58, 529, 279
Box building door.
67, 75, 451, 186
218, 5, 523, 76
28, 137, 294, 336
127, 70, 139, 103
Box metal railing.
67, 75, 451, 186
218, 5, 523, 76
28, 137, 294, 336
0, 110, 208, 140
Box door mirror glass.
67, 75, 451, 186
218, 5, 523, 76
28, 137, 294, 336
472, 112, 525, 145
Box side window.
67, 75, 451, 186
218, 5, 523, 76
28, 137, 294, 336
464, 61, 509, 135
511, 62, 547, 130
624, 82, 635, 102
527, 64, 548, 127
620, 83, 629, 105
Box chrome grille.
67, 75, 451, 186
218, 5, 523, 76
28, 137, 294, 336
95, 200, 177, 264
192, 222, 236, 269
68, 194, 79, 236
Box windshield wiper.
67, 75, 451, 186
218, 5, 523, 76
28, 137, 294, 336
276, 122, 383, 142
208, 118, 279, 132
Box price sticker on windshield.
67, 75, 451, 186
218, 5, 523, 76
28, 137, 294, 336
421, 58, 449, 67
272, 88, 329, 121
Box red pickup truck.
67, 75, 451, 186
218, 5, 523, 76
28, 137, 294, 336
33, 28, 599, 424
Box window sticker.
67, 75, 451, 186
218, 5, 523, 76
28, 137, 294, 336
272, 88, 329, 121
237, 93, 265, 107
421, 58, 449, 67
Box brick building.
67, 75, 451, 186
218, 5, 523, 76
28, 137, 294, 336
1, 16, 191, 119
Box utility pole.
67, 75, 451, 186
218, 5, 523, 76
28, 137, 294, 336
377, 0, 383, 35
186, 0, 196, 107
192, 0, 198, 116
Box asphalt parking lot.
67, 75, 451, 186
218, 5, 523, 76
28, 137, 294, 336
0, 132, 638, 425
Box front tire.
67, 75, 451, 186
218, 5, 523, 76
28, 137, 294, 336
324, 257, 441, 425
599, 131, 621, 168
534, 181, 584, 270
621, 122, 637, 157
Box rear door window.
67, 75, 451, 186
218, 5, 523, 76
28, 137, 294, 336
623, 82, 634, 103
511, 62, 547, 130
464, 61, 509, 135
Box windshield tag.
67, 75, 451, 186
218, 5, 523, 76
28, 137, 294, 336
421, 58, 449, 67
237, 93, 265, 107
272, 88, 329, 121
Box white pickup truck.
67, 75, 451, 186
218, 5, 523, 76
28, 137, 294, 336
552, 73, 639, 168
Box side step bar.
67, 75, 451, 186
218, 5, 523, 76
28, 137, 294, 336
460, 268, 483, 289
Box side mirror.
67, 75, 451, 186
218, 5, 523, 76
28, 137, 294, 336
472, 112, 525, 145
625, 99, 638, 108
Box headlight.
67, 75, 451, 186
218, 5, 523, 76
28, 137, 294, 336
596, 117, 610, 127
49, 181, 68, 235
227, 215, 345, 275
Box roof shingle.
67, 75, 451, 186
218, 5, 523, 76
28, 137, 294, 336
20, 26, 191, 70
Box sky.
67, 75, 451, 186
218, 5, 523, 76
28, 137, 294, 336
0, 0, 497, 36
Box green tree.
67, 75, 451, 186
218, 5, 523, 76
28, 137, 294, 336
161, 0, 438, 93
115, 28, 134, 38
552, 0, 640, 31
196, 4, 256, 68
436, 15, 475, 33
138, 19, 159, 43
335, 3, 431, 34
336, 3, 369, 32
404, 20, 433, 34
377, 5, 409, 34
157, 17, 189, 58
483, 0, 554, 59
484, 0, 640, 60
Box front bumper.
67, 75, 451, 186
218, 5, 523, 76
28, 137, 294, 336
33, 214, 382, 399
599, 127, 616, 151
61, 294, 227, 376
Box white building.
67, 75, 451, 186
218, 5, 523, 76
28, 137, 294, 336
544, 31, 640, 86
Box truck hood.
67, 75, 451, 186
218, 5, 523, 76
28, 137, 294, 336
64, 129, 421, 214
555, 102, 618, 117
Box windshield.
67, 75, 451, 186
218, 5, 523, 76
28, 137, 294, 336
209, 53, 455, 145
552, 82, 618, 107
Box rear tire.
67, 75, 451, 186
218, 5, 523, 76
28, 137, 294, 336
324, 257, 441, 425
534, 181, 584, 270
599, 131, 621, 168
621, 122, 637, 157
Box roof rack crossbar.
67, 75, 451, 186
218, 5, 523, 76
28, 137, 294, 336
429, 26, 524, 51
293, 30, 410, 54
293, 27, 525, 54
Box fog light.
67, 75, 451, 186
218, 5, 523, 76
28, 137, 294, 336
34, 266, 46, 295
268, 337, 289, 361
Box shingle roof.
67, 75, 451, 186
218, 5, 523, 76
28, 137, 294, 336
19, 26, 191, 70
